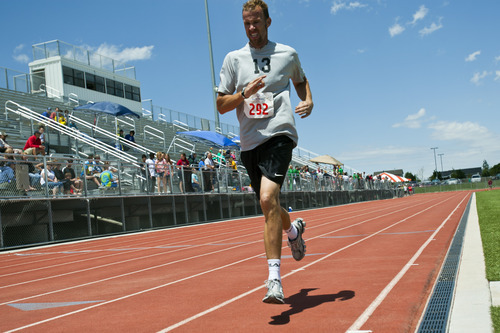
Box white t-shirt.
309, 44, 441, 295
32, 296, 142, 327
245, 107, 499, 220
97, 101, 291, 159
218, 41, 306, 151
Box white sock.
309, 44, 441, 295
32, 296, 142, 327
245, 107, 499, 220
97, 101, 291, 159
267, 259, 281, 281
285, 223, 298, 240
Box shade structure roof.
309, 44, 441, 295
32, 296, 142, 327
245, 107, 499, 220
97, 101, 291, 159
309, 154, 342, 166
74, 101, 140, 118
176, 131, 239, 148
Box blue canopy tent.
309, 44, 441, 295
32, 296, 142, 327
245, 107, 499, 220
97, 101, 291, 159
74, 101, 140, 118
176, 131, 239, 148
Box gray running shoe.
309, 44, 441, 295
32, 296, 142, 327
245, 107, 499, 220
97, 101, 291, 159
262, 279, 285, 304
288, 218, 306, 261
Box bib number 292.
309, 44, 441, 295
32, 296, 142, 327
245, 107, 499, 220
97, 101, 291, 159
249, 103, 269, 116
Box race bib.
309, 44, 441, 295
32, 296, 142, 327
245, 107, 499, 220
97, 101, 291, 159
243, 92, 274, 119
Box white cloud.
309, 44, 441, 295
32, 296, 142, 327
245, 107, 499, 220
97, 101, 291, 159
419, 18, 443, 37
495, 55, 500, 63
428, 121, 493, 145
470, 71, 490, 85
465, 50, 481, 62
409, 5, 428, 25
330, 1, 368, 15
13, 54, 30, 63
495, 71, 500, 81
389, 20, 405, 37
14, 44, 25, 53
393, 108, 426, 128
12, 44, 30, 63
95, 43, 154, 63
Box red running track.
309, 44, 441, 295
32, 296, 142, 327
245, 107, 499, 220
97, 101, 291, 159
0, 191, 471, 332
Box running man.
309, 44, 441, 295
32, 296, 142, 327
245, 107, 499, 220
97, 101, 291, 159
217, 0, 313, 304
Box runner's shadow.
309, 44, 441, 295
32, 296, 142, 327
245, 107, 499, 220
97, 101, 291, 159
269, 289, 355, 325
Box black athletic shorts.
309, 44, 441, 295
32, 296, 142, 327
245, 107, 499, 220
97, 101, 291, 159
240, 135, 294, 200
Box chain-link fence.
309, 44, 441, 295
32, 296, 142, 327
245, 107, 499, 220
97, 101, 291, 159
0, 153, 402, 249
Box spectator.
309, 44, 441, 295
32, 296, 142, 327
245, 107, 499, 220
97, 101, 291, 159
165, 153, 173, 193
62, 159, 83, 192
145, 152, 156, 193
62, 172, 80, 195
0, 131, 14, 154
40, 163, 63, 196
100, 163, 118, 188
50, 107, 59, 121
203, 152, 215, 192
198, 154, 206, 171
41, 107, 51, 118
0, 162, 15, 186
24, 131, 46, 156
188, 152, 197, 166
155, 151, 168, 193
38, 126, 49, 154
177, 152, 192, 193
58, 110, 67, 125
124, 130, 135, 143
116, 129, 124, 150
191, 167, 201, 192
81, 155, 101, 186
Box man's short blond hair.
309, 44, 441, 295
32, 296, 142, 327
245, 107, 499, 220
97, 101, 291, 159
242, 0, 269, 20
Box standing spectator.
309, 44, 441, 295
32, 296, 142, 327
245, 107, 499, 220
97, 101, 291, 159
38, 126, 48, 154
177, 152, 192, 193
145, 152, 156, 193
188, 152, 197, 166
24, 131, 45, 156
155, 151, 167, 193
203, 152, 215, 192
124, 130, 135, 143
216, 0, 312, 304
165, 153, 173, 193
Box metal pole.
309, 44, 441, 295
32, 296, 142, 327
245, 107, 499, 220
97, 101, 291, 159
204, 0, 220, 130
438, 153, 444, 173
430, 147, 438, 175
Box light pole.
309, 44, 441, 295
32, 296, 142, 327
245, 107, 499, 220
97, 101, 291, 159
438, 153, 444, 173
431, 147, 438, 177
204, 0, 220, 131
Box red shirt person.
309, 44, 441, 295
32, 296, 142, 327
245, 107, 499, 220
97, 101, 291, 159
24, 131, 46, 156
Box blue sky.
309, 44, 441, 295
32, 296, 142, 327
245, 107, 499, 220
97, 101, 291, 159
2, 0, 499, 179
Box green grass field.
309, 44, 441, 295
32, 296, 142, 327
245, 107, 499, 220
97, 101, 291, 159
413, 179, 499, 194
476, 189, 500, 332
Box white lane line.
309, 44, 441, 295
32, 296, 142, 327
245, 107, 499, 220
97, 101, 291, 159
4, 193, 459, 332
157, 194, 462, 332
346, 193, 469, 332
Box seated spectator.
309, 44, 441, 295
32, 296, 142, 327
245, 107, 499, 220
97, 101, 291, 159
100, 163, 118, 188
124, 130, 135, 143
58, 110, 67, 125
41, 107, 51, 118
40, 164, 63, 196
0, 162, 15, 186
62, 159, 83, 192
24, 131, 46, 156
62, 172, 80, 195
50, 107, 59, 121
81, 155, 101, 186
